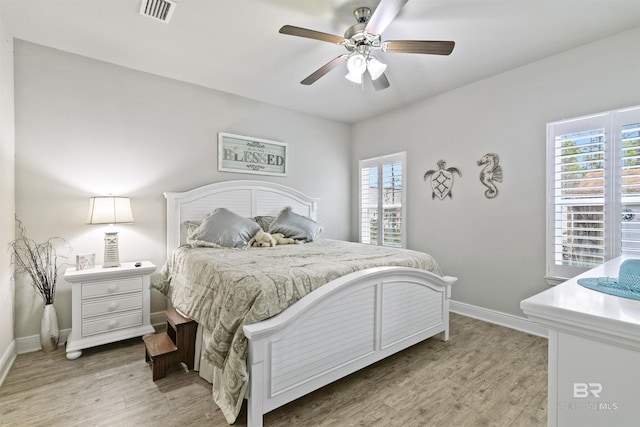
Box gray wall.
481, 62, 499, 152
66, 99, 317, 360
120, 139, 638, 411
0, 7, 16, 382
352, 26, 640, 317
13, 41, 351, 339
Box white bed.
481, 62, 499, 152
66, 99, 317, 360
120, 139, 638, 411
163, 179, 457, 427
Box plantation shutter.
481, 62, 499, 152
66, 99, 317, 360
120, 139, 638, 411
546, 106, 640, 281
381, 158, 403, 246
360, 164, 379, 245
359, 152, 406, 248
549, 114, 608, 278
620, 107, 640, 256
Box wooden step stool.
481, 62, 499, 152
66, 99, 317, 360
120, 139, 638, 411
143, 308, 198, 381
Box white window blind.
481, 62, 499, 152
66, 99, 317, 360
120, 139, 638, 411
547, 106, 640, 281
620, 109, 640, 256
359, 152, 406, 248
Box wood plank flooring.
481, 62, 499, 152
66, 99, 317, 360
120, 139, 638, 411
0, 314, 547, 426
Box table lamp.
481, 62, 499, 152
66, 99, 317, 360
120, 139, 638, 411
87, 196, 134, 268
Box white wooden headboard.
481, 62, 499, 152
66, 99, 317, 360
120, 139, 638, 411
164, 180, 319, 258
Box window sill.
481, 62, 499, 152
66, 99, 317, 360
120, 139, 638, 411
544, 276, 569, 286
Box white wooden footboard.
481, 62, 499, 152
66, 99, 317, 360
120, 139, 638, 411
243, 266, 456, 427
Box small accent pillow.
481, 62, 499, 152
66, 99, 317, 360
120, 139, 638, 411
252, 215, 275, 231
187, 208, 261, 249
184, 220, 201, 238
268, 207, 323, 242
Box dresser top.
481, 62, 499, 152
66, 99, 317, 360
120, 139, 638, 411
64, 260, 156, 282
521, 256, 640, 345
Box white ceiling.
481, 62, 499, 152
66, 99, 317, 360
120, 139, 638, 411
2, 0, 640, 123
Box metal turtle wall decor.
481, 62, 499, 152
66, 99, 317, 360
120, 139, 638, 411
423, 159, 462, 200
477, 153, 503, 199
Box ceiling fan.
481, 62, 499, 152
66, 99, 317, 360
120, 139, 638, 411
279, 0, 455, 90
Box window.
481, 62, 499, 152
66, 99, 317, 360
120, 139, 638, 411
359, 152, 406, 248
546, 106, 640, 281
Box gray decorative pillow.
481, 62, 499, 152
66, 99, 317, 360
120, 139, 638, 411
268, 207, 323, 242
187, 208, 260, 248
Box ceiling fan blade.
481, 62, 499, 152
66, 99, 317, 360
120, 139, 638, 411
371, 73, 390, 91
382, 40, 455, 55
279, 25, 345, 45
365, 0, 408, 35
301, 55, 348, 85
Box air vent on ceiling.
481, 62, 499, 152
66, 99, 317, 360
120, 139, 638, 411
140, 0, 176, 23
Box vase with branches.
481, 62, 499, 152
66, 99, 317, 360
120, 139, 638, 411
9, 219, 70, 352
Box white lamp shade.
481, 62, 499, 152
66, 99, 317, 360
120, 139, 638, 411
87, 196, 134, 225
346, 54, 367, 84
367, 57, 387, 81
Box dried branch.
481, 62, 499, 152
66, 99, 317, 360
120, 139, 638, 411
9, 219, 71, 305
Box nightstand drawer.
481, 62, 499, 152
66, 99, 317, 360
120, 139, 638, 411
82, 294, 143, 318
82, 311, 143, 337
82, 277, 143, 299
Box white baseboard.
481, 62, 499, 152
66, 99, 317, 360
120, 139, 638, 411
450, 300, 548, 338
15, 328, 71, 355
0, 340, 17, 387
14, 311, 167, 355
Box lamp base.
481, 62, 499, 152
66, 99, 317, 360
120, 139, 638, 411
103, 231, 120, 268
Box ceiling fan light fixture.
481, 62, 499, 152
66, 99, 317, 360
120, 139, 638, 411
346, 53, 367, 84
280, 1, 454, 90
345, 70, 363, 84
367, 56, 387, 81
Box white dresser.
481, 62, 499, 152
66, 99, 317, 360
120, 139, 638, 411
521, 256, 640, 426
64, 261, 156, 360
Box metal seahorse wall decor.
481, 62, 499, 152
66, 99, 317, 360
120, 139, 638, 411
424, 159, 462, 200
477, 153, 503, 199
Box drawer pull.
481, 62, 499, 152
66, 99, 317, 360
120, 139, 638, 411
108, 320, 119, 329
108, 302, 119, 311
108, 284, 119, 293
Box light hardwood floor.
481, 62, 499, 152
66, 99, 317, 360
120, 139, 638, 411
0, 313, 547, 426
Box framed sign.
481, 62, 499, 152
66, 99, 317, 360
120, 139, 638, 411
218, 132, 287, 176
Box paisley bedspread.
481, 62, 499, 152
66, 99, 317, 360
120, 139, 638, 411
153, 239, 441, 423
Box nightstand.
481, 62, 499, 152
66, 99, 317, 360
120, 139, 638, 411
64, 261, 156, 360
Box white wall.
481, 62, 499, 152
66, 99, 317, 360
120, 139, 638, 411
0, 6, 16, 383
13, 41, 351, 339
11, 25, 640, 343
352, 26, 640, 317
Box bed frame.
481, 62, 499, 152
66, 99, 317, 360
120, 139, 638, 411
164, 180, 457, 427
